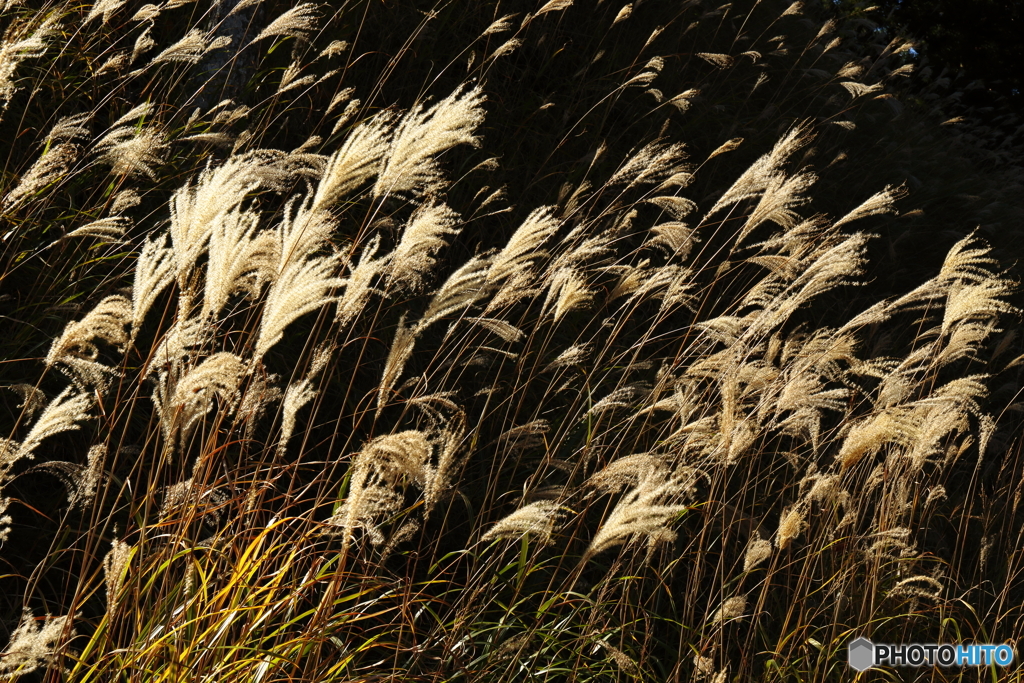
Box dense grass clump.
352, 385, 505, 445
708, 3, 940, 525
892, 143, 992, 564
2, 0, 1023, 681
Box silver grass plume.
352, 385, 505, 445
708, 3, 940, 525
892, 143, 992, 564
3, 384, 46, 419
85, 0, 128, 24
388, 201, 461, 292
110, 189, 141, 214
3, 143, 79, 211
607, 139, 688, 191
486, 207, 560, 285
311, 113, 393, 211
776, 503, 806, 549
941, 276, 1017, 336
2, 388, 91, 482
203, 207, 277, 316
146, 316, 207, 375
586, 469, 691, 557
168, 153, 280, 286
336, 236, 388, 327
45, 114, 91, 145
329, 431, 435, 549
832, 184, 906, 228
0, 611, 73, 679
251, 3, 320, 45
95, 126, 166, 179
543, 268, 593, 322
711, 596, 747, 624
131, 4, 160, 21
482, 501, 564, 544
58, 217, 130, 244
132, 233, 174, 335
706, 124, 815, 219
159, 352, 245, 440
837, 408, 919, 469
733, 171, 816, 247
0, 15, 58, 113
587, 453, 669, 494
374, 84, 486, 198
277, 345, 331, 456
103, 538, 132, 619
276, 197, 334, 272
131, 27, 156, 63
465, 317, 525, 343
45, 296, 131, 367
417, 254, 492, 331
744, 532, 773, 570
743, 233, 870, 341
257, 254, 343, 357
377, 314, 417, 416
152, 29, 230, 65
0, 495, 10, 543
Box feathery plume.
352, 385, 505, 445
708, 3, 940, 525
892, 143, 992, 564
131, 27, 156, 62
45, 113, 91, 144
45, 296, 131, 367
59, 217, 130, 243
312, 113, 393, 211
775, 504, 805, 549
330, 431, 434, 548
95, 127, 166, 179
275, 197, 334, 272
487, 207, 559, 285
132, 233, 174, 334
131, 3, 160, 21
377, 315, 417, 415
277, 378, 318, 457
336, 237, 388, 327
417, 254, 491, 330
735, 171, 816, 246
837, 409, 918, 469
706, 124, 814, 219
482, 13, 517, 35
941, 277, 1017, 335
389, 201, 461, 292
587, 470, 689, 557
587, 453, 668, 494
0, 496, 10, 543
711, 596, 747, 624
465, 317, 524, 343
607, 140, 688, 190
374, 84, 486, 197
110, 189, 141, 214
151, 29, 221, 65
697, 53, 734, 69
3, 143, 79, 211
0, 611, 73, 678
168, 152, 286, 285
251, 3, 320, 44
544, 268, 593, 322
4, 384, 46, 418
203, 207, 277, 316
832, 184, 906, 228
258, 254, 343, 356
166, 352, 245, 437
103, 539, 131, 618
85, 0, 128, 24
3, 388, 91, 479
0, 15, 58, 111
482, 501, 564, 544
744, 532, 773, 570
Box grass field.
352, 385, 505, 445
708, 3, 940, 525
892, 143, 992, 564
2, 0, 1024, 680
